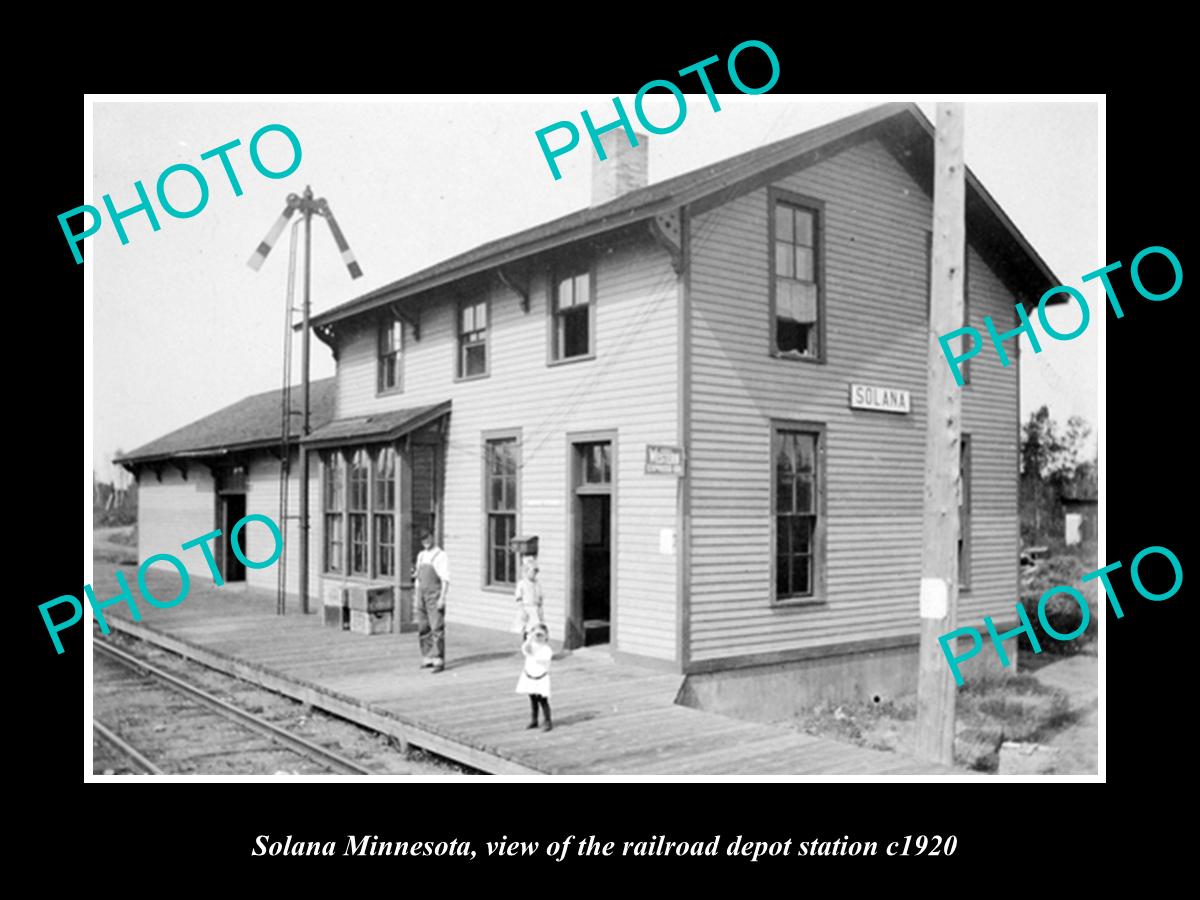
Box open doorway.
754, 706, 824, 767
567, 436, 615, 649
219, 494, 247, 582
214, 465, 247, 583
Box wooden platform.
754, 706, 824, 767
91, 561, 950, 775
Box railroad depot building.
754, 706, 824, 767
117, 103, 1059, 707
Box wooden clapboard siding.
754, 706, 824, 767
244, 450, 320, 602
686, 138, 1018, 664
959, 241, 1020, 624
137, 466, 216, 581
329, 238, 680, 660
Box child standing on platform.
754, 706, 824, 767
517, 623, 553, 731
511, 556, 545, 639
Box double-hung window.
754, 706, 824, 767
348, 449, 370, 576
771, 191, 822, 360
323, 445, 400, 579
484, 435, 520, 586
551, 268, 593, 361
324, 452, 345, 573
772, 423, 825, 602
377, 320, 403, 393
374, 447, 397, 578
458, 298, 488, 379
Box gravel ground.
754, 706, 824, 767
94, 630, 480, 777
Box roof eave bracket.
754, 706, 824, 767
496, 265, 530, 313
389, 302, 420, 341
650, 210, 684, 275
312, 322, 340, 360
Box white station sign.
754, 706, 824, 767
645, 445, 685, 475
849, 383, 911, 414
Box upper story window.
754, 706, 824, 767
770, 191, 823, 361
377, 320, 403, 393
458, 298, 488, 379
551, 268, 594, 362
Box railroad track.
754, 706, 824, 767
93, 717, 163, 774
94, 640, 376, 775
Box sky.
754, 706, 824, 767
90, 97, 1099, 483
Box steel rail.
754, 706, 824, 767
94, 640, 375, 775
93, 717, 165, 775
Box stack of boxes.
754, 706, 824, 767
323, 583, 395, 635
348, 585, 395, 635
322, 584, 348, 630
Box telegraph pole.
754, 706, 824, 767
299, 187, 314, 614
915, 103, 966, 764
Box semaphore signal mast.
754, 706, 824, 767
248, 186, 362, 615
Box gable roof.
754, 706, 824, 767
116, 378, 337, 466
311, 102, 1063, 330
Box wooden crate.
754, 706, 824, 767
322, 584, 348, 630
350, 609, 393, 636
347, 585, 394, 613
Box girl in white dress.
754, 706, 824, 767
511, 556, 545, 639
516, 623, 553, 731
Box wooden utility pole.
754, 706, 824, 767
915, 103, 966, 765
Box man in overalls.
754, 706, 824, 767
414, 528, 450, 673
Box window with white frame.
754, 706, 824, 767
551, 268, 593, 361
771, 192, 822, 359
484, 435, 519, 586
377, 319, 403, 393
322, 445, 399, 579
458, 298, 488, 378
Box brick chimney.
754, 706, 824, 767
591, 130, 648, 205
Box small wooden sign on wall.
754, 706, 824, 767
645, 445, 685, 475
849, 383, 912, 414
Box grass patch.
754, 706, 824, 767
959, 674, 1074, 741
108, 526, 138, 547
794, 675, 1076, 773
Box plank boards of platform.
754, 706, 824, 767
93, 562, 950, 775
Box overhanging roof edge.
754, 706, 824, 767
301, 400, 452, 448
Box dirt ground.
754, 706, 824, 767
795, 645, 1098, 774
1029, 648, 1098, 774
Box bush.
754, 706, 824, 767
1018, 553, 1098, 656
